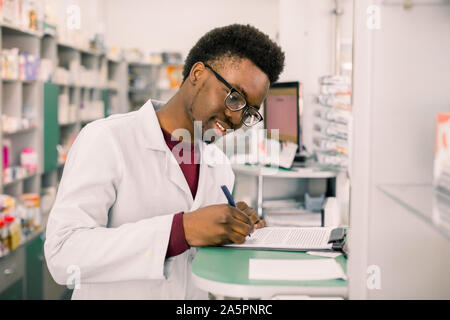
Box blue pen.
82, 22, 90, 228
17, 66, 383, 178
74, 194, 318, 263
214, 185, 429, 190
221, 185, 236, 207
221, 185, 252, 237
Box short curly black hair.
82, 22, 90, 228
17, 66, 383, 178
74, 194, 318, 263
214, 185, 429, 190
183, 24, 285, 84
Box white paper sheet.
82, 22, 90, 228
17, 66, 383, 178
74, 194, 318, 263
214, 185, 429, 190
265, 213, 322, 227
225, 227, 333, 250
248, 258, 347, 281
306, 251, 342, 258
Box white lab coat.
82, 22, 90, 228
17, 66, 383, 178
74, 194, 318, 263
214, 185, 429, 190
44, 99, 235, 300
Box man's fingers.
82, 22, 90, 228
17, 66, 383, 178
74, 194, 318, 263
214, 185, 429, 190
256, 219, 266, 228
236, 201, 260, 225
229, 232, 247, 244
229, 218, 252, 238
246, 208, 259, 223
236, 201, 249, 211
243, 209, 265, 229
229, 206, 253, 229
241, 206, 262, 228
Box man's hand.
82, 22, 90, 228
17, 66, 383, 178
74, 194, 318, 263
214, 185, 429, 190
236, 201, 266, 229
183, 204, 254, 247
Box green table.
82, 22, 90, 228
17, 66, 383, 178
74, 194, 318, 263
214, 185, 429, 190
192, 247, 348, 299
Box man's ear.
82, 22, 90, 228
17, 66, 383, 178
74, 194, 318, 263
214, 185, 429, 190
188, 62, 207, 86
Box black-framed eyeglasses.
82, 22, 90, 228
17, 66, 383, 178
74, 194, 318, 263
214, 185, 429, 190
204, 63, 263, 127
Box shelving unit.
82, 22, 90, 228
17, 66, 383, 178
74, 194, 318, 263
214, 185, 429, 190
39, 33, 128, 185
0, 20, 128, 299
378, 184, 450, 241
127, 62, 183, 111
1, 19, 130, 201
232, 163, 338, 228
1, 23, 42, 200
0, 21, 46, 300
104, 55, 128, 115
128, 62, 160, 111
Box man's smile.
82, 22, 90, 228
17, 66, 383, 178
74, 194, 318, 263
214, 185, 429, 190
214, 119, 232, 135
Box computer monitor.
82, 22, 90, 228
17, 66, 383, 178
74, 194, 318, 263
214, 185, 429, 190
264, 81, 302, 159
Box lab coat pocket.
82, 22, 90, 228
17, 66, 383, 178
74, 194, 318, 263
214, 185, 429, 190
163, 257, 175, 280
161, 255, 188, 299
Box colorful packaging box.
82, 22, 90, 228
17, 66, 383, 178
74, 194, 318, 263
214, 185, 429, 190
434, 113, 450, 194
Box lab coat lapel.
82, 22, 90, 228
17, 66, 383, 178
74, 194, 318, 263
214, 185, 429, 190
137, 100, 229, 209
165, 150, 194, 203
191, 141, 220, 211
136, 99, 167, 151
137, 99, 193, 203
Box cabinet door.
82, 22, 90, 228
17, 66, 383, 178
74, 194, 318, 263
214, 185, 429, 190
0, 247, 25, 299
43, 260, 71, 300
44, 82, 59, 172
25, 234, 44, 299
0, 279, 24, 300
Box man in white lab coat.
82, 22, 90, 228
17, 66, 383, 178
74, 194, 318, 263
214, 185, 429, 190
44, 24, 285, 299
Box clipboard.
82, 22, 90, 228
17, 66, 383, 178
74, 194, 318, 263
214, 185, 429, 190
223, 227, 347, 252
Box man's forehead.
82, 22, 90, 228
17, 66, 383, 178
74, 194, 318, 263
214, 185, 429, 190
213, 57, 270, 103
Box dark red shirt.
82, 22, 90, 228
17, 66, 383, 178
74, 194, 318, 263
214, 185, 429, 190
162, 127, 200, 258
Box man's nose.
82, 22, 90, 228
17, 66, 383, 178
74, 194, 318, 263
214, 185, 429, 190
224, 107, 244, 129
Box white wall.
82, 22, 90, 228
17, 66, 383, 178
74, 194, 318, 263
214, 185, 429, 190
278, 0, 353, 151
371, 7, 450, 185
101, 0, 279, 59
350, 1, 450, 299
368, 4, 450, 299
47, 0, 354, 154
100, 0, 356, 152
45, 0, 105, 39
278, 0, 332, 151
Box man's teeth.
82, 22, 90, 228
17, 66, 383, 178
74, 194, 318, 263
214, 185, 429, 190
216, 122, 225, 131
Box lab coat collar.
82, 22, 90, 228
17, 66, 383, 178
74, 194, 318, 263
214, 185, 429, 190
136, 99, 223, 204
136, 99, 221, 168
136, 100, 195, 201
136, 99, 168, 152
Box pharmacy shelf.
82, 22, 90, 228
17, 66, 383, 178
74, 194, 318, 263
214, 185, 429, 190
3, 172, 38, 187
127, 61, 156, 67
231, 163, 338, 179
1, 22, 42, 201
0, 11, 127, 300
56, 41, 100, 56
128, 88, 150, 94
39, 26, 104, 57
55, 82, 103, 89
81, 118, 102, 125
233, 163, 338, 219
128, 61, 183, 67
1, 78, 39, 84
0, 22, 126, 203
127, 61, 183, 111
107, 56, 121, 63
3, 126, 37, 136
59, 122, 77, 127
0, 21, 42, 38
378, 184, 450, 241
383, 0, 450, 6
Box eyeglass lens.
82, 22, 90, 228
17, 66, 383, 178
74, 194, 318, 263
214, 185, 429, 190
242, 108, 262, 126
225, 90, 246, 110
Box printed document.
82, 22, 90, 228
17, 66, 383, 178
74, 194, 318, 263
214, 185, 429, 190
224, 227, 334, 251
248, 258, 347, 281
